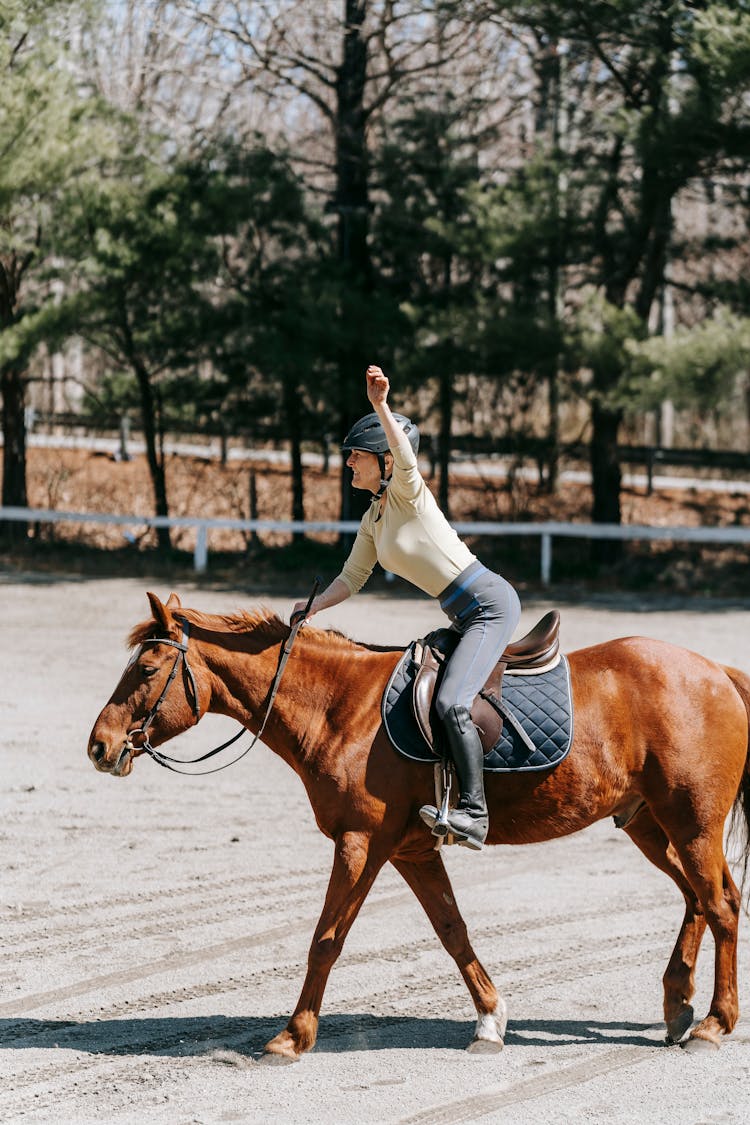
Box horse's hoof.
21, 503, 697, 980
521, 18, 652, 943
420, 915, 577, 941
681, 1033, 720, 1054
466, 1035, 504, 1054
665, 1006, 694, 1045
468, 1010, 505, 1054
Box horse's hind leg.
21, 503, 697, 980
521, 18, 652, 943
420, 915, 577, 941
624, 808, 706, 1044
668, 827, 741, 1050
391, 851, 505, 1052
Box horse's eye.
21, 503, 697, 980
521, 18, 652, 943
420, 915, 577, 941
141, 665, 159, 679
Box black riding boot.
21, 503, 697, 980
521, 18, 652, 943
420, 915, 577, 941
419, 704, 488, 850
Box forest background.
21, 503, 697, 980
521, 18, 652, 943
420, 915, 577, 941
2, 0, 750, 587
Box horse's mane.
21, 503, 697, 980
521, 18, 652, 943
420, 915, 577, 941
127, 605, 400, 654
183, 606, 289, 646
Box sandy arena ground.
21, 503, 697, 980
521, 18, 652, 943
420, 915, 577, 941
2, 574, 750, 1124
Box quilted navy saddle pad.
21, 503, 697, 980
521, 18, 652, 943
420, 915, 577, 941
383, 648, 574, 773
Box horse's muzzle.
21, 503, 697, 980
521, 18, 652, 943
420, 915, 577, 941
88, 739, 133, 777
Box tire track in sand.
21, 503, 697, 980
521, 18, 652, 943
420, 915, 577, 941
396, 1043, 665, 1124
1, 864, 330, 949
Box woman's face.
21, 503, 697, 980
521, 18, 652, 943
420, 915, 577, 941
346, 448, 385, 494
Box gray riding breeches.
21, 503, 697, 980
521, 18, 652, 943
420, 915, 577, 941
435, 560, 521, 719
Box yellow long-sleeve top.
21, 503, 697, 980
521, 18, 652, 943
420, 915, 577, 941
337, 440, 476, 598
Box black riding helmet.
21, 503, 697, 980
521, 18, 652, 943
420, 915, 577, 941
341, 412, 420, 497
341, 412, 420, 457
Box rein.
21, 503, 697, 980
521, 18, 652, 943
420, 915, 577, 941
125, 578, 320, 776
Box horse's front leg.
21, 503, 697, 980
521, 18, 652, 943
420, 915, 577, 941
391, 851, 505, 1053
263, 830, 385, 1062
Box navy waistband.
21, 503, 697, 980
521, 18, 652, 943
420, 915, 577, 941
438, 561, 488, 613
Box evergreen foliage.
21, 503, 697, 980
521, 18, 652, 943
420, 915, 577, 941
1, 0, 750, 545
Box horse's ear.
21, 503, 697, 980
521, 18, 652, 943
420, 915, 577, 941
166, 592, 182, 609
147, 591, 175, 633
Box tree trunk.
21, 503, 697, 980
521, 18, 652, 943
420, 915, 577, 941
335, 0, 371, 532
588, 182, 671, 560
437, 363, 453, 519
534, 36, 563, 494
590, 398, 622, 564
545, 360, 560, 492
1, 253, 29, 539
132, 359, 171, 553
282, 375, 305, 529
335, 0, 370, 283
1, 367, 28, 508
0, 367, 29, 543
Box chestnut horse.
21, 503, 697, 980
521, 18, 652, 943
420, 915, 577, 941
88, 592, 750, 1061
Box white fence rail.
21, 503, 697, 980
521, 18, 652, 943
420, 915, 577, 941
2, 506, 750, 584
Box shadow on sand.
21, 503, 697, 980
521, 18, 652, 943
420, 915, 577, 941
0, 1014, 664, 1058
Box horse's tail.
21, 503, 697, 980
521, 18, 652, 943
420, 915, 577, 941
723, 665, 750, 900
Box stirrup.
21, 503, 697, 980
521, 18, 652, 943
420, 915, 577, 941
420, 763, 453, 838
420, 758, 455, 839
419, 804, 449, 837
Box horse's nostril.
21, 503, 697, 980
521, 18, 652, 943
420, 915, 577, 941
90, 741, 107, 763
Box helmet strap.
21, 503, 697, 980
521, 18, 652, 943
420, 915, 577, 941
372, 452, 391, 499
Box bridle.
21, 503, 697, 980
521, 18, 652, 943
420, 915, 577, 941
124, 579, 320, 776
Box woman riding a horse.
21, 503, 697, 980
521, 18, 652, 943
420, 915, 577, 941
292, 365, 521, 851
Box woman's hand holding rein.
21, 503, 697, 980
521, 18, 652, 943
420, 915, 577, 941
291, 578, 351, 626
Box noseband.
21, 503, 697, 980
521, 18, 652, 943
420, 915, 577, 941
125, 579, 320, 775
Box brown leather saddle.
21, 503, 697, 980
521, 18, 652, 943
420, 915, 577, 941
411, 610, 560, 755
